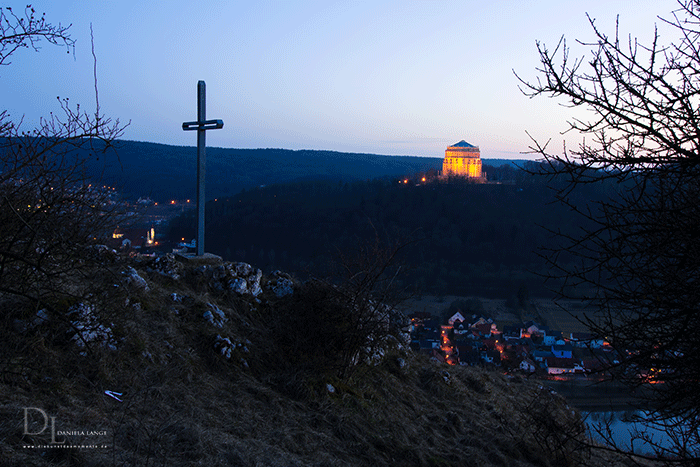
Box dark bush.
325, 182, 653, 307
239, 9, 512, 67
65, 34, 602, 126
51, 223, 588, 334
270, 279, 396, 380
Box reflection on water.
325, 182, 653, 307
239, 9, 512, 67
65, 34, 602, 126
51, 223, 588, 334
546, 380, 697, 458
582, 411, 674, 455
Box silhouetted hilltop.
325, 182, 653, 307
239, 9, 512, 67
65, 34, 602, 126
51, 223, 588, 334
2, 137, 533, 203
84, 140, 444, 201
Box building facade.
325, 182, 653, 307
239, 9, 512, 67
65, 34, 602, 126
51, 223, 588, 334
442, 140, 482, 178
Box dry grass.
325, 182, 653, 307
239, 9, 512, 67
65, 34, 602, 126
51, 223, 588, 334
0, 255, 637, 467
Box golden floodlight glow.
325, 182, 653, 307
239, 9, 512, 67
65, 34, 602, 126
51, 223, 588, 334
442, 140, 482, 178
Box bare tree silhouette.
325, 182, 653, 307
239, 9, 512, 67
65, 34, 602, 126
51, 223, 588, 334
516, 1, 700, 463
1, 5, 127, 311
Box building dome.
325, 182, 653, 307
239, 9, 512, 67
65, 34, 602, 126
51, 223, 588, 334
442, 140, 482, 178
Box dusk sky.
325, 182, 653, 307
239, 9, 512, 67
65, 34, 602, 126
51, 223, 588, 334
1, 1, 678, 159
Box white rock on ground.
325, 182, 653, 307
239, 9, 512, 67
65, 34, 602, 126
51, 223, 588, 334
208, 262, 263, 296
69, 302, 117, 353
148, 254, 185, 281
269, 271, 295, 298
214, 335, 234, 359
123, 266, 149, 292
203, 303, 228, 328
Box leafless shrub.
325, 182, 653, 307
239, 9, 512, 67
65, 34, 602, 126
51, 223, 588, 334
268, 231, 412, 383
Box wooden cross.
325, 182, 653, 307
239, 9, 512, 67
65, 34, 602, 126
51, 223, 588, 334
182, 80, 223, 256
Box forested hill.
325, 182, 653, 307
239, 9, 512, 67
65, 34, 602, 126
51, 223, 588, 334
2, 138, 529, 202
82, 139, 446, 201
168, 165, 615, 298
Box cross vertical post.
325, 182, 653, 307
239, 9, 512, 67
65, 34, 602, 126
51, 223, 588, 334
195, 81, 206, 257
182, 80, 223, 256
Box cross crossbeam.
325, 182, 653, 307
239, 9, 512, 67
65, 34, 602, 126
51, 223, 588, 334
182, 119, 223, 131
182, 80, 223, 256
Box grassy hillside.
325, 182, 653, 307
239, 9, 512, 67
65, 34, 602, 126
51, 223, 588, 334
0, 253, 628, 467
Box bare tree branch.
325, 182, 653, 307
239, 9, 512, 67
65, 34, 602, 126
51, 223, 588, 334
516, 0, 700, 463
0, 5, 74, 68
1, 5, 129, 313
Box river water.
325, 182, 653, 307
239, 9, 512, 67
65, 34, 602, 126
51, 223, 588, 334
544, 379, 693, 457
582, 410, 675, 455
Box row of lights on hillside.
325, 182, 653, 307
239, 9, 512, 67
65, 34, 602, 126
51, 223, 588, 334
154, 198, 226, 207
163, 199, 220, 205
399, 176, 427, 184
153, 198, 223, 206
153, 199, 192, 206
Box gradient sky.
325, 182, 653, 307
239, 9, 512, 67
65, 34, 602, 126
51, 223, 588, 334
1, 0, 679, 159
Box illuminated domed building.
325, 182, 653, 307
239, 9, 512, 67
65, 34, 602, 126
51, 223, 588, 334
442, 140, 482, 179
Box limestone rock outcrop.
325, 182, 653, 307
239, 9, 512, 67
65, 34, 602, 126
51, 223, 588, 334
199, 262, 263, 296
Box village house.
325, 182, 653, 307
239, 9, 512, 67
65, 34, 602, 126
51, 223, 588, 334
408, 312, 431, 334
542, 330, 562, 346
505, 338, 534, 358
581, 358, 608, 374
545, 358, 585, 375
501, 325, 522, 340
551, 343, 574, 359
422, 318, 440, 333
468, 316, 497, 337
409, 310, 619, 377
532, 349, 555, 362
412, 339, 440, 354
454, 340, 480, 366
569, 332, 606, 349
447, 311, 466, 326
448, 312, 469, 335
520, 320, 547, 339
409, 313, 441, 355
482, 349, 501, 365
